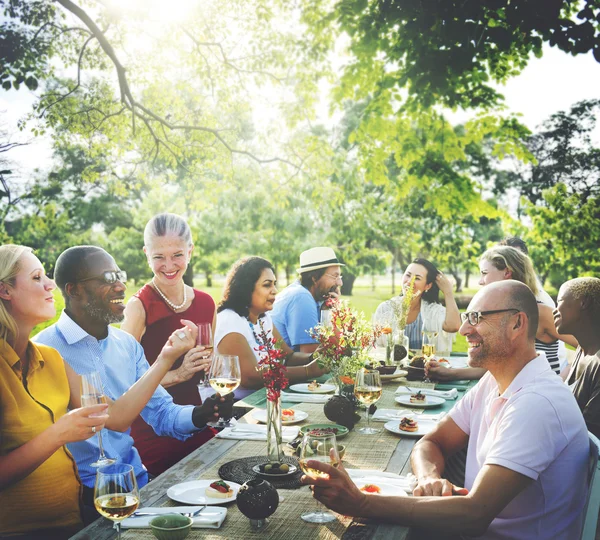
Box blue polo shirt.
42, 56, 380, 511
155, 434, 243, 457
271, 281, 320, 350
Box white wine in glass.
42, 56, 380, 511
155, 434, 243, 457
197, 322, 214, 387
81, 371, 115, 467
354, 369, 382, 435
207, 354, 240, 428
299, 432, 340, 523
94, 463, 140, 540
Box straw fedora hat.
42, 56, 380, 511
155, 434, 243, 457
297, 247, 345, 274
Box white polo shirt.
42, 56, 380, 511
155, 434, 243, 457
450, 353, 589, 539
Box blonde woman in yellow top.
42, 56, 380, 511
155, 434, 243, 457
0, 245, 196, 538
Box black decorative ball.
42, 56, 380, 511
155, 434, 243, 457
236, 478, 279, 520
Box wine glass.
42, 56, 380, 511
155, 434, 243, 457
81, 371, 115, 467
354, 369, 382, 435
298, 432, 340, 523
94, 463, 140, 540
207, 354, 241, 428
197, 322, 214, 385
320, 309, 333, 328
422, 330, 438, 383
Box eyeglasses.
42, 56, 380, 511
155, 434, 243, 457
461, 309, 520, 326
324, 273, 343, 282
78, 270, 127, 285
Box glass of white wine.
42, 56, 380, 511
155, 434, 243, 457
422, 330, 438, 383
94, 463, 140, 540
207, 354, 240, 428
299, 432, 340, 523
197, 322, 214, 387
81, 371, 115, 467
354, 369, 382, 435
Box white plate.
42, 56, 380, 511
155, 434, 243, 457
288, 383, 336, 394
352, 478, 408, 497
395, 395, 446, 408
383, 418, 437, 438
251, 408, 309, 425
167, 480, 241, 505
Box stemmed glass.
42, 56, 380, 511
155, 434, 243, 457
197, 322, 213, 385
81, 371, 115, 467
422, 330, 438, 383
354, 369, 382, 434
320, 309, 333, 328
94, 463, 140, 540
298, 432, 341, 523
207, 354, 240, 428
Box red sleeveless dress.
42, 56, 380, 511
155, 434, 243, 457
130, 284, 216, 476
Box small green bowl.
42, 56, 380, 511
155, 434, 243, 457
149, 514, 193, 540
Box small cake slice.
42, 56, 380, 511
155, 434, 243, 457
281, 408, 296, 421
360, 484, 381, 494
205, 480, 233, 499
399, 417, 419, 432
307, 380, 321, 391
410, 391, 426, 404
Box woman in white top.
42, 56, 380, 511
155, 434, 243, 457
373, 258, 461, 354
215, 257, 327, 400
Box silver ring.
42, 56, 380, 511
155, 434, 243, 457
91, 426, 97, 434
177, 331, 186, 340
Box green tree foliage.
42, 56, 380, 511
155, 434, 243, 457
300, 0, 600, 110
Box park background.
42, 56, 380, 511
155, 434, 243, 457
1, 0, 599, 351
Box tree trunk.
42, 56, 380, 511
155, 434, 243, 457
285, 265, 291, 286
371, 272, 376, 292
341, 272, 356, 296
451, 270, 462, 292
184, 263, 194, 287
206, 271, 212, 288
391, 250, 397, 296
465, 266, 470, 289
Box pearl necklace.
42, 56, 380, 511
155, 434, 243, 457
152, 278, 187, 311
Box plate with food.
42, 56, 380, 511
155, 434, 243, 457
353, 479, 408, 497
289, 382, 336, 394
167, 480, 240, 505
299, 423, 349, 439
252, 461, 298, 477
252, 408, 309, 425
395, 394, 445, 408
384, 417, 437, 438
379, 369, 408, 381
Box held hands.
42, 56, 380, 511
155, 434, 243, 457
435, 272, 454, 297
177, 346, 213, 382
161, 319, 198, 364
192, 392, 234, 428
300, 460, 367, 516
53, 404, 109, 446
413, 476, 469, 497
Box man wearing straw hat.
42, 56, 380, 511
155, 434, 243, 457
272, 247, 344, 353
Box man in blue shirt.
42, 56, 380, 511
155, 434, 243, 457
34, 246, 232, 499
272, 247, 344, 352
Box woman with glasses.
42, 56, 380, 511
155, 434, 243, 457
373, 258, 461, 353
121, 213, 216, 476
215, 257, 327, 399
0, 245, 193, 538
426, 246, 578, 381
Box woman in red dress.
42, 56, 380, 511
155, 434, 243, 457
122, 213, 216, 476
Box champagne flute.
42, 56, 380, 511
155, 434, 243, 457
81, 371, 115, 467
197, 322, 213, 386
354, 369, 383, 435
320, 309, 333, 328
94, 463, 140, 540
299, 432, 340, 523
422, 330, 438, 383
207, 354, 240, 428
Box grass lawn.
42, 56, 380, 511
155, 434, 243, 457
33, 281, 468, 353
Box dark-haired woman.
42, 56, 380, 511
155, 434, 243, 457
214, 257, 327, 400
373, 258, 461, 353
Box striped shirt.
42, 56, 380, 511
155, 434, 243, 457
405, 311, 423, 350
535, 338, 561, 375
33, 311, 197, 488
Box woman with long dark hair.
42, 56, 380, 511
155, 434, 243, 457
373, 258, 461, 353
214, 256, 327, 399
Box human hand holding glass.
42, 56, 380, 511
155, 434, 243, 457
94, 463, 139, 539
299, 432, 340, 523
196, 322, 214, 385
354, 369, 382, 435
206, 354, 240, 428
81, 371, 115, 467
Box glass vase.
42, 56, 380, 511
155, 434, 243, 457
266, 397, 283, 463
393, 331, 410, 366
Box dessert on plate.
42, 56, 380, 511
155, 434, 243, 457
360, 484, 381, 494
307, 380, 321, 391
410, 391, 426, 404
282, 408, 296, 421
399, 417, 418, 432
205, 480, 233, 499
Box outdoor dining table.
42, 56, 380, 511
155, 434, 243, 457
72, 357, 475, 540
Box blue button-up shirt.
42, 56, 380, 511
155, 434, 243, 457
34, 311, 197, 488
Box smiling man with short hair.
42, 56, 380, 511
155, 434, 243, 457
302, 280, 589, 539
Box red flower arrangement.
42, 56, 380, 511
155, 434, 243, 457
254, 318, 289, 402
